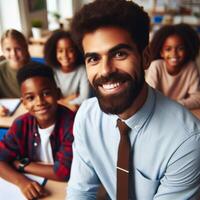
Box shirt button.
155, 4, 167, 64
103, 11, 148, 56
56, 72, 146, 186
34, 133, 38, 137
34, 142, 38, 147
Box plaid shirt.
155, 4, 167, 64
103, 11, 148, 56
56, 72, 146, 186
0, 105, 74, 181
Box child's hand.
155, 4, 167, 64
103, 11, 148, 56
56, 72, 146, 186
19, 179, 48, 200
0, 105, 9, 116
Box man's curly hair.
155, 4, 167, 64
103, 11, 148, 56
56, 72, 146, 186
70, 0, 150, 54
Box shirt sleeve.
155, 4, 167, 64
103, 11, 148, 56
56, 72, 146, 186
178, 66, 200, 109
0, 119, 21, 161
154, 134, 200, 199
67, 107, 100, 199
53, 110, 74, 181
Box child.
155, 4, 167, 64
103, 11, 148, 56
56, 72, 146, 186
44, 30, 91, 112
0, 29, 30, 116
146, 23, 200, 109
0, 62, 74, 199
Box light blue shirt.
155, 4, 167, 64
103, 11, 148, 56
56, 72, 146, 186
67, 86, 200, 200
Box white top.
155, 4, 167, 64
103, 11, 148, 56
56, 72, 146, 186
146, 59, 200, 109
37, 124, 55, 164
54, 65, 90, 105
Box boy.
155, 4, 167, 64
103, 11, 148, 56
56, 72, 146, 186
0, 62, 74, 199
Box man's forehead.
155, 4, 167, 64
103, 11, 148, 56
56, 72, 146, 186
82, 27, 135, 54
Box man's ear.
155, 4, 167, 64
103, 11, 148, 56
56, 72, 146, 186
142, 46, 151, 70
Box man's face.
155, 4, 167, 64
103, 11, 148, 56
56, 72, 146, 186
82, 27, 145, 115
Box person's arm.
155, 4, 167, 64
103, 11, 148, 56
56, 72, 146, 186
0, 105, 9, 116
0, 161, 47, 199
13, 160, 65, 181
153, 134, 200, 199
178, 67, 200, 109
67, 107, 100, 200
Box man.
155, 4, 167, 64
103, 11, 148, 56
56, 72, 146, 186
67, 0, 200, 199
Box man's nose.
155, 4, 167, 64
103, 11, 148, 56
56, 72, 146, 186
100, 56, 115, 76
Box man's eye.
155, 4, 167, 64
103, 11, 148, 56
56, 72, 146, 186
114, 51, 127, 59
86, 56, 99, 65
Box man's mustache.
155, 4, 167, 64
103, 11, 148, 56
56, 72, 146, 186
93, 72, 132, 88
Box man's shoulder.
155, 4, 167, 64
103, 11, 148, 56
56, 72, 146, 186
79, 97, 100, 113
154, 90, 200, 134
75, 97, 103, 123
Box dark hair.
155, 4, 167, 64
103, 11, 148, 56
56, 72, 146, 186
17, 62, 56, 86
149, 23, 200, 63
70, 0, 150, 54
1, 29, 30, 62
44, 30, 84, 68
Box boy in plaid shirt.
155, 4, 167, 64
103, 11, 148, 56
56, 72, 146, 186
0, 62, 74, 199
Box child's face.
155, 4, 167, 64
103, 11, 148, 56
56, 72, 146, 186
160, 34, 186, 75
21, 76, 59, 128
56, 38, 77, 72
2, 37, 27, 69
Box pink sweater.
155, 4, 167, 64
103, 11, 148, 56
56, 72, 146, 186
146, 59, 200, 109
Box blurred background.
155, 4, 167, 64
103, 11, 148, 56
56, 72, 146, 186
0, 0, 199, 59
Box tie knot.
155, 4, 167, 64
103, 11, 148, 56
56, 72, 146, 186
117, 119, 130, 136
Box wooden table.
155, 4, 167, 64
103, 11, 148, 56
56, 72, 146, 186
41, 180, 66, 200
0, 177, 67, 200
0, 103, 27, 128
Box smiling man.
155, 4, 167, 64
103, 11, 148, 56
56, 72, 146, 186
67, 0, 200, 199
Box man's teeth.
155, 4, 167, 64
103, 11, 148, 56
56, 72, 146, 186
102, 82, 120, 90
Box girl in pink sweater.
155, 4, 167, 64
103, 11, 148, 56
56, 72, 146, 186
146, 23, 200, 109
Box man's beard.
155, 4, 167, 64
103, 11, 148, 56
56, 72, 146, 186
92, 70, 145, 115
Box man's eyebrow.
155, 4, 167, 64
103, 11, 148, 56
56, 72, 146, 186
84, 43, 134, 60
108, 43, 134, 54
84, 52, 98, 60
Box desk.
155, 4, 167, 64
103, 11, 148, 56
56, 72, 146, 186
42, 180, 66, 200
191, 109, 200, 120
0, 104, 27, 128
0, 177, 67, 200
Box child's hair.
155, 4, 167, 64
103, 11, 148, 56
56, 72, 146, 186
44, 30, 84, 68
70, 0, 150, 54
1, 29, 30, 62
17, 62, 57, 86
149, 23, 200, 63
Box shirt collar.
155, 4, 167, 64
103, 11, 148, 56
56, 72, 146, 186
124, 86, 155, 131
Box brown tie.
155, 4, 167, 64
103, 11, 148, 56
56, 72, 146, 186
116, 118, 131, 200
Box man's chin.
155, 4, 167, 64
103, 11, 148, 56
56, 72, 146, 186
96, 91, 133, 115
